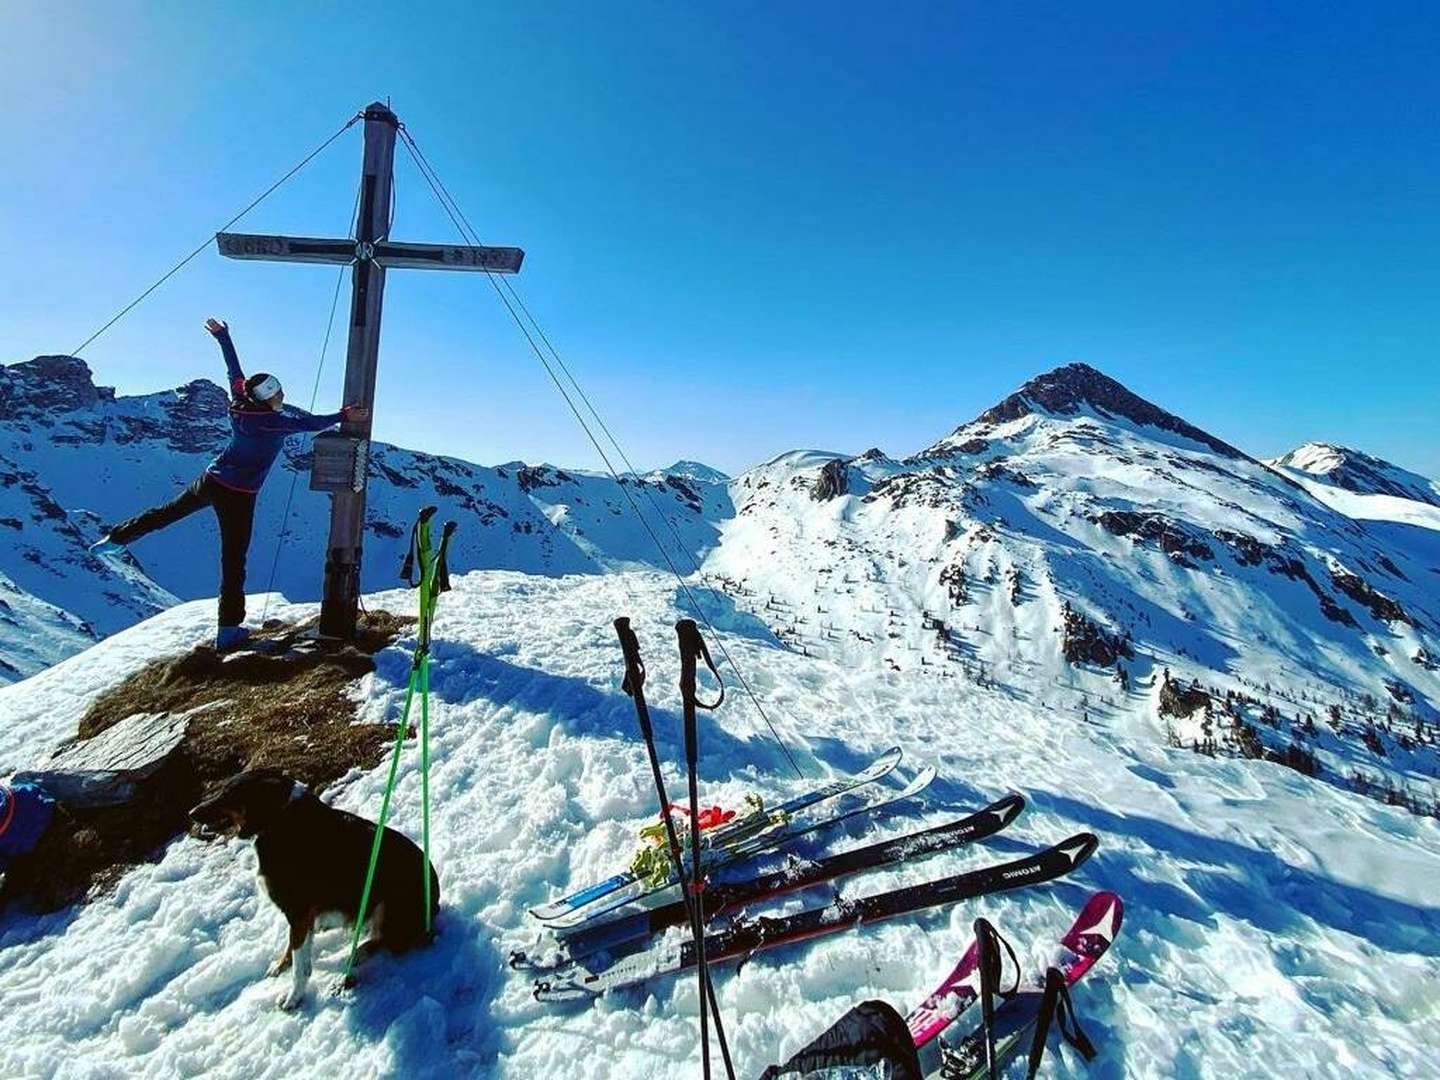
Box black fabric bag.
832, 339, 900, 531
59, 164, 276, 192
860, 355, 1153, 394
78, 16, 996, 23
760, 999, 923, 1080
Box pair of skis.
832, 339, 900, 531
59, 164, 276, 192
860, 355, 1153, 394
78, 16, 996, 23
533, 826, 1099, 1001
529, 743, 916, 931
908, 891, 1124, 1079
515, 792, 1025, 975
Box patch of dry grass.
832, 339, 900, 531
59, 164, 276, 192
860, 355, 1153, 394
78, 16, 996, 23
3, 610, 415, 913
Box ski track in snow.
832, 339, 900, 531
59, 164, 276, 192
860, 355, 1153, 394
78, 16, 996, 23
1, 572, 1438, 1078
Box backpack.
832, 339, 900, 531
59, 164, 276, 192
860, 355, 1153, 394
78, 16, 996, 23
0, 781, 56, 870
760, 999, 923, 1080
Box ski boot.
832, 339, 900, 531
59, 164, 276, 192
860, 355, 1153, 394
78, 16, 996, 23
215, 625, 252, 652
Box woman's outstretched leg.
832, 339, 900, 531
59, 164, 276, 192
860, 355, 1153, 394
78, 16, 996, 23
104, 475, 212, 547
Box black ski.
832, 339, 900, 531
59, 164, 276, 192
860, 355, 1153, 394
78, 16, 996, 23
534, 831, 1098, 1001
514, 793, 1025, 974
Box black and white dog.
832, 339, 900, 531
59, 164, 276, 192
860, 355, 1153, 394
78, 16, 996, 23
189, 768, 440, 1010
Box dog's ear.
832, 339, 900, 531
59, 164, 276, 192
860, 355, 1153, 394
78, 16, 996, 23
241, 766, 294, 787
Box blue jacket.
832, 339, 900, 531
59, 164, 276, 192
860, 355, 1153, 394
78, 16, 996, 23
208, 328, 343, 493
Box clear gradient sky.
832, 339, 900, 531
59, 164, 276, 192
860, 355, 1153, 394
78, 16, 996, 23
2, 2, 1437, 476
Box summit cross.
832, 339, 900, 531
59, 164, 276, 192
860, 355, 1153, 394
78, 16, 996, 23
216, 101, 523, 639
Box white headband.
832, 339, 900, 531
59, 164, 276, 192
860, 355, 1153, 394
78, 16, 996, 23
249, 375, 282, 402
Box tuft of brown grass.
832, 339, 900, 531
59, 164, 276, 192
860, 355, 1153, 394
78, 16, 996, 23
3, 610, 416, 913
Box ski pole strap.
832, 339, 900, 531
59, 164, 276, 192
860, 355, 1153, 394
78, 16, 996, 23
402, 506, 439, 588
434, 520, 457, 595
1025, 967, 1096, 1080
676, 618, 725, 710
399, 521, 419, 585
974, 917, 1020, 1080
614, 617, 646, 697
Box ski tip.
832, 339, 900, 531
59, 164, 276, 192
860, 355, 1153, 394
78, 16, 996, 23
1055, 832, 1100, 871
907, 765, 939, 793
877, 745, 904, 768
989, 792, 1026, 823
1069, 890, 1124, 943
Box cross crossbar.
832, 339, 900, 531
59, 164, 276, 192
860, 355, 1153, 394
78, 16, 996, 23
217, 232, 524, 273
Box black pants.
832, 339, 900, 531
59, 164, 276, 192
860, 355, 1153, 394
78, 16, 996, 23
110, 473, 257, 627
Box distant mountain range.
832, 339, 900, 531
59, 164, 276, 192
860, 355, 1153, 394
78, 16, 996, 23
0, 355, 728, 680
3, 356, 1437, 746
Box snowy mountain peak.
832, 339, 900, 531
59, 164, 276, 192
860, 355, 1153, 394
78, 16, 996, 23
0, 355, 114, 421
663, 460, 730, 484
1272, 442, 1440, 507
928, 362, 1245, 460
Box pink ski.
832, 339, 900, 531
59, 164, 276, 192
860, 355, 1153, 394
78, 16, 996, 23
903, 890, 1124, 1051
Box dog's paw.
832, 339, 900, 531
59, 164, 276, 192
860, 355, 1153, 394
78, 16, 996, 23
277, 988, 306, 1011
266, 956, 292, 978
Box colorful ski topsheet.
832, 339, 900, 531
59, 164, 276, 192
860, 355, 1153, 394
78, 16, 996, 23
543, 762, 940, 935
512, 792, 1024, 974
533, 832, 1099, 1002
905, 937, 985, 1050
929, 891, 1123, 1080
528, 746, 905, 925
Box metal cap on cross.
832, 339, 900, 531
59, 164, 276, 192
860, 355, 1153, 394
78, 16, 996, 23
215, 102, 523, 639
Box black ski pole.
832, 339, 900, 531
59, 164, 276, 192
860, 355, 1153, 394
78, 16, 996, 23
614, 618, 733, 1080
676, 617, 735, 1080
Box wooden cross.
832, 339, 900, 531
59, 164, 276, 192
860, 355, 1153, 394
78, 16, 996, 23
216, 102, 523, 639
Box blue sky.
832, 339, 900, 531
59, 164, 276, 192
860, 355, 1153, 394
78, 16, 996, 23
2, 2, 1437, 476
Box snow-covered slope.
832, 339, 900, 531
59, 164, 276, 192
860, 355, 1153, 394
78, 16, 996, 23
1272, 441, 1440, 507
1271, 460, 1440, 602
708, 364, 1440, 813
0, 355, 727, 682
718, 364, 1439, 707
0, 573, 1436, 1077
0, 570, 97, 681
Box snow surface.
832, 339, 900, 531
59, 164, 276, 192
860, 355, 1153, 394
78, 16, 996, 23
2, 571, 1439, 1078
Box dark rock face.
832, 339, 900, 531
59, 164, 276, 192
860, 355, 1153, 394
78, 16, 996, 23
1263, 552, 1357, 628
517, 465, 561, 493
1213, 529, 1268, 566
1159, 674, 1212, 718
1060, 601, 1134, 667
976, 461, 1036, 489
1097, 510, 1215, 565
863, 470, 952, 510
957, 363, 1246, 460
1330, 569, 1411, 625
1385, 679, 1415, 706
0, 356, 113, 421
162, 380, 230, 447
111, 381, 230, 453
939, 560, 969, 605
811, 458, 850, 501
